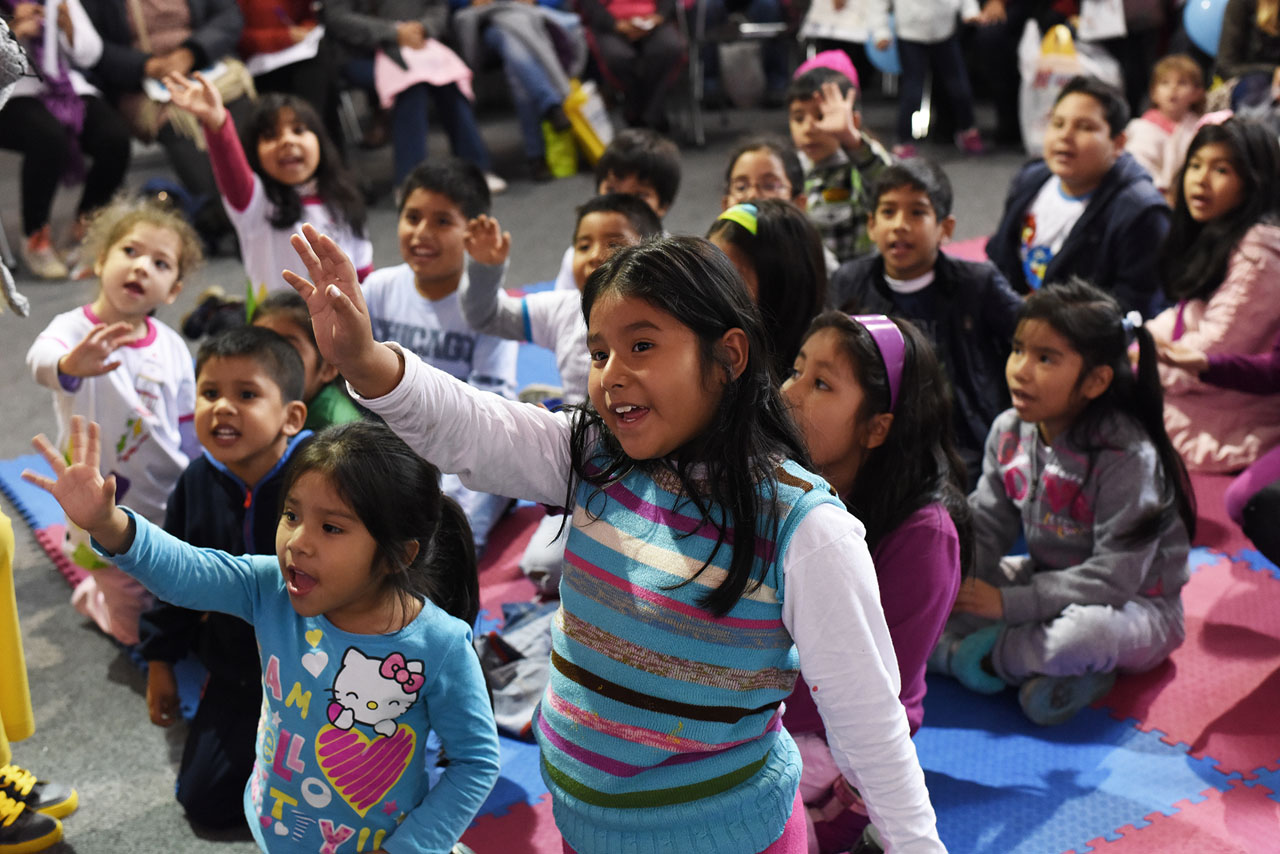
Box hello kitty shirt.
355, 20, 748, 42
100, 513, 500, 854
969, 408, 1190, 625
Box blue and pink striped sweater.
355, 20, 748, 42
533, 458, 843, 853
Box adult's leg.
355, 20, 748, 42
485, 26, 558, 159
0, 97, 70, 235
390, 83, 432, 185
1241, 481, 1280, 566
930, 36, 977, 131
591, 30, 641, 122
894, 40, 930, 145
634, 23, 686, 128
429, 83, 493, 173
76, 96, 132, 219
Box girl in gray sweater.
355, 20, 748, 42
931, 278, 1196, 726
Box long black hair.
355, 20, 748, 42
1160, 118, 1280, 303
280, 421, 479, 629
802, 312, 973, 573
706, 199, 828, 382
569, 236, 811, 617
242, 93, 367, 236
1021, 279, 1196, 541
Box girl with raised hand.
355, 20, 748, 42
280, 225, 944, 853
933, 279, 1195, 727
25, 418, 498, 854
164, 71, 371, 298
781, 312, 968, 852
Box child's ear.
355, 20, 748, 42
716, 328, 750, 381
162, 280, 184, 306
940, 215, 957, 242
1080, 364, 1114, 401
792, 193, 807, 211
316, 360, 340, 385
862, 413, 894, 450
282, 400, 307, 436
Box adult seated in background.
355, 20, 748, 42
701, 0, 792, 107
578, 0, 685, 129
324, 0, 505, 191
1215, 0, 1280, 110
1147, 117, 1280, 474
450, 0, 587, 181
234, 0, 344, 154
0, 0, 130, 279
79, 0, 251, 250
986, 75, 1170, 318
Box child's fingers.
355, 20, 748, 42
289, 230, 326, 282
85, 419, 102, 474
26, 433, 65, 478
281, 268, 317, 300
500, 231, 512, 253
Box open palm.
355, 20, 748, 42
164, 71, 225, 128
283, 224, 375, 371
23, 417, 119, 536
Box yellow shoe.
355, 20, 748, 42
0, 765, 77, 820
0, 792, 62, 853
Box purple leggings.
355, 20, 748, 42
1224, 443, 1280, 523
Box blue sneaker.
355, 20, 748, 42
950, 624, 1007, 694
1018, 671, 1118, 726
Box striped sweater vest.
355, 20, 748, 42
533, 458, 843, 853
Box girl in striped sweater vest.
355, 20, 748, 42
283, 227, 946, 853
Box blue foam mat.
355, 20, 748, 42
0, 454, 65, 531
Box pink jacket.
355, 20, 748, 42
1148, 223, 1280, 472
1124, 110, 1201, 196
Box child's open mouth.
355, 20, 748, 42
210, 425, 240, 444
286, 565, 317, 596
123, 281, 146, 296
613, 404, 649, 425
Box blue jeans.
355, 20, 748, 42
344, 57, 492, 183
895, 36, 975, 144
484, 26, 563, 159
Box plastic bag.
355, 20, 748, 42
1018, 22, 1123, 155
564, 79, 614, 165
541, 119, 578, 178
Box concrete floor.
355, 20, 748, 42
0, 93, 1027, 853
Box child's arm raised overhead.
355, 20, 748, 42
24, 417, 268, 623
164, 71, 256, 212
784, 503, 945, 852
458, 215, 529, 342
285, 226, 573, 506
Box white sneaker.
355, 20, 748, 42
484, 172, 508, 195
20, 226, 68, 280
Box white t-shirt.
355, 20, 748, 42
27, 306, 198, 565
1020, 176, 1091, 290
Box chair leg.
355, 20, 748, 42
911, 69, 932, 141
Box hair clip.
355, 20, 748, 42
850, 314, 906, 412
717, 203, 759, 236
1122, 310, 1143, 335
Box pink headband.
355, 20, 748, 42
851, 314, 905, 412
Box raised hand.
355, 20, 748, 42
1156, 340, 1209, 375
58, 321, 139, 378
163, 71, 227, 130
284, 224, 402, 397
464, 215, 512, 266
23, 417, 134, 554
814, 80, 861, 151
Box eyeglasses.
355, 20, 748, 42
728, 178, 791, 199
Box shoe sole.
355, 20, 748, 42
1019, 671, 1118, 726
34, 788, 77, 820
0, 817, 61, 854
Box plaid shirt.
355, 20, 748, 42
803, 134, 893, 263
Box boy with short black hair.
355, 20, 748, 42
786, 56, 893, 264
139, 325, 310, 830
986, 74, 1170, 317
552, 128, 680, 290
362, 157, 518, 549
831, 158, 1023, 485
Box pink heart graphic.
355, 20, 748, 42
259, 815, 273, 828
315, 724, 416, 818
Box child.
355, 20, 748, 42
283, 227, 945, 852
460, 193, 661, 594
28, 417, 500, 853
781, 312, 968, 853
137, 326, 309, 829
1125, 55, 1206, 202
706, 200, 828, 382
252, 291, 364, 431
932, 279, 1196, 726
1148, 117, 1280, 473
362, 159, 518, 550
722, 135, 806, 211
164, 73, 372, 295
868, 0, 984, 158
986, 75, 1170, 318
831, 159, 1024, 486
553, 128, 681, 290
787, 57, 894, 264
25, 198, 203, 645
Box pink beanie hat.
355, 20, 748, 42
793, 50, 860, 92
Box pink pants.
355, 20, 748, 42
561, 788, 806, 854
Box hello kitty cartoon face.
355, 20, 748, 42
326, 648, 424, 737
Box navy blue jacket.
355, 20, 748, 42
985, 152, 1171, 318
137, 432, 311, 685
830, 251, 1022, 487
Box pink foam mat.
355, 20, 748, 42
1079, 778, 1280, 853
461, 793, 560, 851
476, 505, 542, 628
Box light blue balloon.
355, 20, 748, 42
865, 18, 902, 76
1184, 0, 1228, 58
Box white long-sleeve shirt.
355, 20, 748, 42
352, 344, 946, 853
9, 0, 103, 99
868, 0, 980, 44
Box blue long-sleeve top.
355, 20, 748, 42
102, 510, 500, 854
